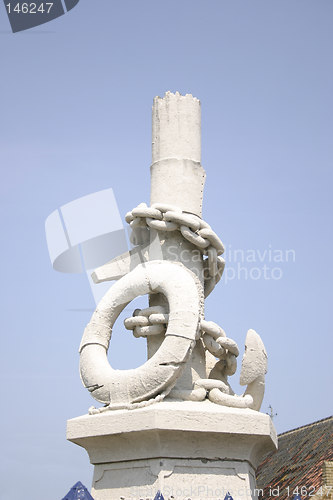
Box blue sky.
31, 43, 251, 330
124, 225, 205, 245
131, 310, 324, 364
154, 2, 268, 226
0, 1, 332, 499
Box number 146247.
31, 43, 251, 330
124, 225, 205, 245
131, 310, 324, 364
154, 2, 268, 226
6, 3, 54, 14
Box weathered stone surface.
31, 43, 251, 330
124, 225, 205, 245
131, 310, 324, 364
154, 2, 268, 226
68, 91, 277, 500
67, 401, 277, 500
80, 261, 200, 408
77, 91, 270, 412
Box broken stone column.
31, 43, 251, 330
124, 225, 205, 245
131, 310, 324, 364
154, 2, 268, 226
67, 92, 277, 500
147, 92, 207, 390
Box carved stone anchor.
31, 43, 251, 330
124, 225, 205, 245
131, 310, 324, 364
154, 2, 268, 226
79, 91, 268, 413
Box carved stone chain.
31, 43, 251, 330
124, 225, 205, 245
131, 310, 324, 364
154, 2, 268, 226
124, 201, 240, 400
125, 202, 225, 297
124, 305, 239, 378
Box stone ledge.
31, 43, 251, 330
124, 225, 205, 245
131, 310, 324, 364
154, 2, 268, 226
67, 400, 277, 468
67, 400, 276, 438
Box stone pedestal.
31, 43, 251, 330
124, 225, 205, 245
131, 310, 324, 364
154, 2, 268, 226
67, 401, 277, 500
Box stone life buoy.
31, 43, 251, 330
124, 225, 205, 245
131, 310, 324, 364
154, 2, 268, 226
79, 261, 200, 409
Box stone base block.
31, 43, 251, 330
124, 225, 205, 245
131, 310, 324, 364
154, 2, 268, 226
67, 401, 277, 500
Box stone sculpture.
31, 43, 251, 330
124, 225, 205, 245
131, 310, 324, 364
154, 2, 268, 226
68, 92, 277, 500
79, 91, 267, 414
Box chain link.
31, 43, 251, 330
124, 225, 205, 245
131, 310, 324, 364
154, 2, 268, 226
126, 202, 225, 295
124, 306, 238, 379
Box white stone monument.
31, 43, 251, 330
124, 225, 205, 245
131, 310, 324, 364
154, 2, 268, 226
67, 92, 277, 500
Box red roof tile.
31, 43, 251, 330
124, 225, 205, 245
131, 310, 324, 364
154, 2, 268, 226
256, 416, 333, 500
